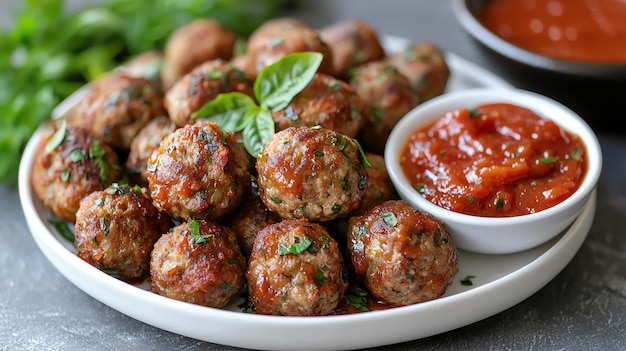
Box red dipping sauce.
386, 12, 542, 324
477, 0, 626, 63
400, 103, 587, 217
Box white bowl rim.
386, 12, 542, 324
384, 87, 602, 228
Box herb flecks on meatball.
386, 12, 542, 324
146, 121, 251, 221
347, 200, 458, 306
150, 220, 246, 308
74, 183, 173, 280
246, 219, 349, 316
256, 126, 368, 222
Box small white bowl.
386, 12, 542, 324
384, 88, 602, 254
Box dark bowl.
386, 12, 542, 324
452, 0, 626, 80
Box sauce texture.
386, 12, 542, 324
478, 0, 626, 62
400, 103, 587, 217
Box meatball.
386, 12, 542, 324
222, 180, 281, 259
355, 153, 398, 213
385, 42, 450, 102
31, 122, 123, 222
146, 121, 251, 221
164, 59, 254, 127
121, 50, 163, 83
74, 183, 173, 280
319, 20, 387, 79
150, 220, 246, 308
66, 71, 165, 150
350, 61, 419, 153
346, 200, 458, 306
256, 126, 368, 222
246, 17, 335, 75
229, 54, 258, 81
272, 73, 366, 138
126, 116, 178, 186
246, 219, 349, 316
160, 19, 238, 90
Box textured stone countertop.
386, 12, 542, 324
1, 1, 625, 350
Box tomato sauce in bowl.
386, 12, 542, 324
476, 0, 626, 63
399, 103, 587, 217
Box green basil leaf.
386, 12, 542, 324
242, 107, 275, 158
191, 92, 257, 132
254, 52, 323, 112
45, 119, 67, 153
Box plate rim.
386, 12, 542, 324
17, 47, 595, 350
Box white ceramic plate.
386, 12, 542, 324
18, 38, 596, 350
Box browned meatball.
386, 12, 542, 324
31, 123, 123, 222
246, 219, 349, 316
126, 116, 178, 186
121, 50, 163, 83
319, 20, 387, 79
160, 19, 238, 90
164, 59, 254, 127
272, 73, 366, 138
355, 152, 398, 213
146, 121, 251, 221
246, 17, 335, 75
350, 61, 419, 153
385, 42, 450, 102
229, 54, 258, 81
74, 183, 173, 280
222, 180, 281, 259
66, 71, 166, 150
347, 200, 458, 306
150, 220, 246, 308
256, 127, 368, 222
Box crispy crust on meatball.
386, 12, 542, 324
385, 42, 450, 103
256, 127, 368, 222
319, 20, 387, 79
350, 61, 419, 154
246, 219, 349, 316
160, 19, 238, 90
66, 71, 166, 150
74, 184, 173, 280
347, 200, 458, 306
31, 124, 123, 222
126, 116, 178, 186
150, 220, 246, 308
164, 59, 254, 127
272, 73, 366, 138
246, 17, 335, 75
146, 121, 251, 221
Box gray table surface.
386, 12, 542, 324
2, 1, 626, 350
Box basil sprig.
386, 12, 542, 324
192, 52, 323, 157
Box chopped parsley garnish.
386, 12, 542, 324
571, 146, 581, 161
460, 275, 476, 286
539, 156, 556, 164
48, 218, 74, 242
469, 109, 482, 118
380, 212, 398, 227
89, 140, 111, 181
414, 183, 425, 193
336, 135, 347, 151
469, 195, 475, 205
188, 220, 210, 244
278, 237, 313, 255
69, 149, 85, 162
60, 169, 70, 182
496, 198, 505, 210
344, 286, 370, 312
45, 120, 67, 153
332, 203, 341, 213
353, 139, 372, 168
314, 270, 327, 286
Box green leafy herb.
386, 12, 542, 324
469, 109, 482, 118
496, 198, 505, 210
469, 195, 475, 205
571, 146, 581, 161
69, 149, 85, 162
353, 139, 372, 168
278, 237, 313, 255
460, 275, 476, 286
48, 218, 74, 242
45, 120, 67, 153
187, 220, 210, 244
380, 212, 398, 227
192, 52, 323, 157
344, 286, 370, 312
0, 0, 292, 186
60, 169, 70, 182
314, 270, 327, 286
539, 156, 556, 164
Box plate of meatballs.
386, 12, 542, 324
18, 17, 595, 351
